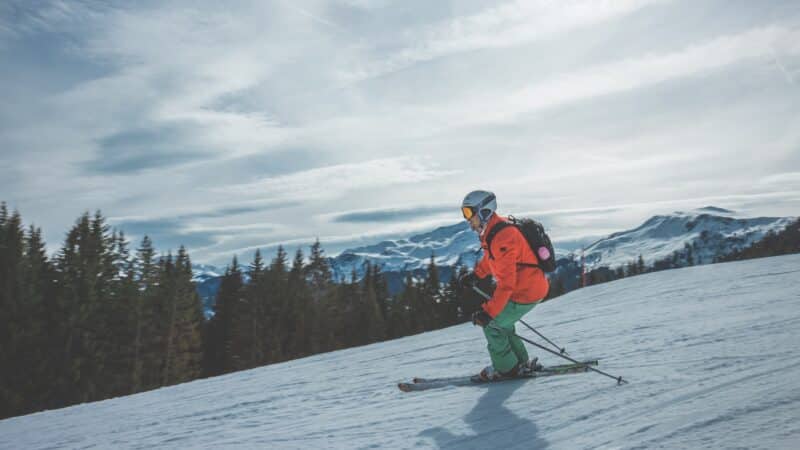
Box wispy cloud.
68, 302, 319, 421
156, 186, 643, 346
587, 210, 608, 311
343, 0, 665, 81
447, 25, 800, 127
86, 127, 215, 174
326, 204, 454, 223
218, 157, 461, 203
112, 217, 221, 251
757, 171, 800, 188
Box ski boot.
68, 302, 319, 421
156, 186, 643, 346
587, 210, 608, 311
520, 357, 543, 374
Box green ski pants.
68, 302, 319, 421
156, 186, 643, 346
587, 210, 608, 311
483, 301, 537, 374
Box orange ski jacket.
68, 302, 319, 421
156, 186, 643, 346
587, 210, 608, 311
474, 214, 550, 317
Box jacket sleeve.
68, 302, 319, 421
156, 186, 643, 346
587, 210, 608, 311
481, 228, 519, 317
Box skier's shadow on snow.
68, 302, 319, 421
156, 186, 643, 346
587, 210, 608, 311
419, 381, 547, 449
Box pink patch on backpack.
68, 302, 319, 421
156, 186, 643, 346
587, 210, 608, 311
537, 247, 551, 260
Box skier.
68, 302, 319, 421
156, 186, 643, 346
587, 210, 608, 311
460, 190, 550, 381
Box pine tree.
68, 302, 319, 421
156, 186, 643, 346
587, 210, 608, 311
22, 225, 57, 411
423, 253, 442, 329
334, 269, 360, 347
0, 209, 27, 417
166, 247, 204, 383
102, 230, 138, 398
53, 212, 117, 404
288, 248, 311, 357
246, 249, 266, 366
449, 266, 471, 322
268, 246, 289, 361
307, 239, 332, 288
133, 236, 158, 392
396, 274, 419, 335
625, 259, 637, 277
546, 275, 566, 300
158, 252, 178, 386
227, 253, 257, 372
373, 264, 390, 324
306, 239, 334, 353
213, 256, 245, 374
359, 262, 386, 344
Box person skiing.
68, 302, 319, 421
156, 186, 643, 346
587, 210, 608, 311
460, 190, 550, 381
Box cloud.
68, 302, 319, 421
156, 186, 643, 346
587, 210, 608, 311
219, 157, 461, 203
180, 206, 271, 220
757, 171, 800, 188
447, 25, 800, 128
113, 217, 220, 251
84, 127, 214, 174
107, 202, 285, 252
0, 1, 105, 42
343, 0, 664, 81
328, 205, 454, 223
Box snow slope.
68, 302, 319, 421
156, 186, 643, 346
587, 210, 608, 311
2, 254, 799, 449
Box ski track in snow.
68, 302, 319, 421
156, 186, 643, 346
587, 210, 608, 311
1, 254, 800, 449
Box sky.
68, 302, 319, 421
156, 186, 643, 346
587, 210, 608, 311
1, 0, 799, 267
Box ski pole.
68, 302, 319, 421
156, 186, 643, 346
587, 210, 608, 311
471, 285, 568, 355
488, 323, 628, 385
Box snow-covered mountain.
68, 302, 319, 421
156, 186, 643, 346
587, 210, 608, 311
191, 264, 222, 284
328, 221, 478, 282
3, 254, 799, 449
328, 206, 795, 279
582, 206, 796, 269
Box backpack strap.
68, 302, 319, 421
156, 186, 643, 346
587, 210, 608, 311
485, 219, 542, 269
485, 221, 511, 261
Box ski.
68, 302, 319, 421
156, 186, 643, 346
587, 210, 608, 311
399, 360, 598, 392
410, 360, 598, 384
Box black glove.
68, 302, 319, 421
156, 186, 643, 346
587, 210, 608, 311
458, 271, 479, 287
471, 309, 492, 327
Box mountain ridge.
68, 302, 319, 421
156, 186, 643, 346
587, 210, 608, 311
194, 207, 796, 310
329, 207, 795, 278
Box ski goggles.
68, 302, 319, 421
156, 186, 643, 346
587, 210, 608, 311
461, 206, 477, 220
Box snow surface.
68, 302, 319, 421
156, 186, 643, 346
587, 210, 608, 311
2, 254, 800, 449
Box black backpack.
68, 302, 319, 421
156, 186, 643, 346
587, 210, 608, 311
485, 215, 557, 272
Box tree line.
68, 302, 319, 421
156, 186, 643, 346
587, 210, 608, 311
0, 204, 483, 419
0, 204, 204, 420
202, 239, 481, 376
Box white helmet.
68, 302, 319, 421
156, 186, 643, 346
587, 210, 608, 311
461, 190, 496, 225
